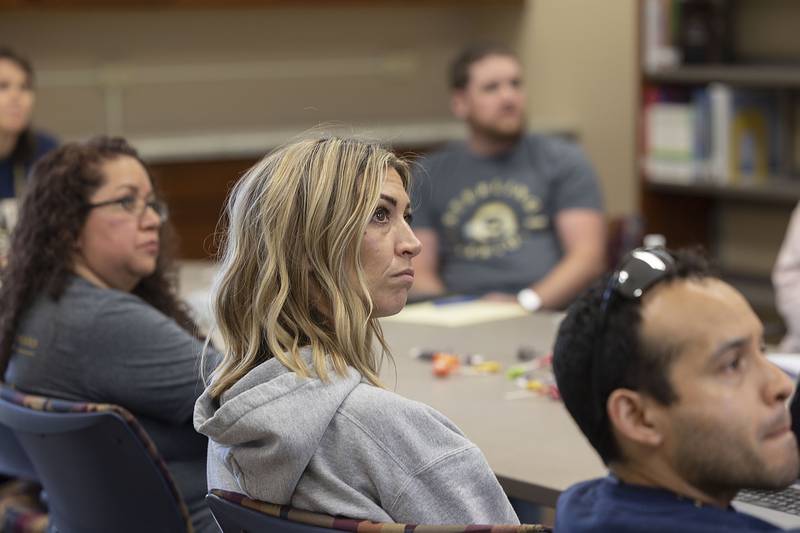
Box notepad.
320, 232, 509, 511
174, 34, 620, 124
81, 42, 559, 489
382, 301, 529, 327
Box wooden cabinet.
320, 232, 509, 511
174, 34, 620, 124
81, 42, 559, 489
150, 158, 255, 260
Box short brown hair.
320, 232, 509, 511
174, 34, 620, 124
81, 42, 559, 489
0, 47, 34, 83
0, 47, 36, 166
449, 42, 517, 90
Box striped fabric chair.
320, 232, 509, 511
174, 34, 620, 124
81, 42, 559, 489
0, 385, 193, 533
207, 489, 553, 533
0, 479, 48, 533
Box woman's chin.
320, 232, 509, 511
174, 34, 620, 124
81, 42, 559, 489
131, 261, 158, 284
371, 296, 408, 319
1, 119, 30, 135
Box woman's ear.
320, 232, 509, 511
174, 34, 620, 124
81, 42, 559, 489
607, 388, 665, 449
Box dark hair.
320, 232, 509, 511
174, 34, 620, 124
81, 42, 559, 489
449, 42, 517, 90
0, 136, 198, 376
0, 47, 37, 166
552, 248, 711, 465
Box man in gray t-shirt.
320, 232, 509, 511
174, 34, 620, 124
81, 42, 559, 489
411, 44, 606, 310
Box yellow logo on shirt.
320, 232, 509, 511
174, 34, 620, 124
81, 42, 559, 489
13, 335, 38, 357
442, 179, 547, 260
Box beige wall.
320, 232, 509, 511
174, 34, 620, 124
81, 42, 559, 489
0, 4, 522, 147
521, 0, 638, 216
2, 1, 639, 214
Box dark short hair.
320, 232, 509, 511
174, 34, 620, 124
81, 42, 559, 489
0, 47, 34, 82
0, 47, 36, 165
552, 248, 711, 464
449, 42, 517, 90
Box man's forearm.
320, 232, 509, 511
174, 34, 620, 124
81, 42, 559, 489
531, 245, 606, 310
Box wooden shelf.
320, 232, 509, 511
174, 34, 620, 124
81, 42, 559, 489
638, 0, 800, 337
644, 178, 800, 205
644, 65, 800, 87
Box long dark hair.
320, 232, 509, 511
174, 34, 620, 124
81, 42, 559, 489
0, 47, 37, 165
0, 136, 199, 375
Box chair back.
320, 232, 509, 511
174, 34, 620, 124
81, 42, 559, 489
0, 385, 193, 533
207, 489, 552, 533
0, 423, 37, 481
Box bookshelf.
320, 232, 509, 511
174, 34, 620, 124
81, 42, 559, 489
646, 65, 800, 87
639, 0, 800, 339
645, 178, 800, 205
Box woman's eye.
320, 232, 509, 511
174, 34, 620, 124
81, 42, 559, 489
119, 196, 138, 212
723, 354, 742, 373
404, 212, 414, 224
372, 206, 389, 223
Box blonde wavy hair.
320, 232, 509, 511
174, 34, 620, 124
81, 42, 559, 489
207, 136, 410, 399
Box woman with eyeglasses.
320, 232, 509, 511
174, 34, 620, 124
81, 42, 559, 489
0, 136, 220, 533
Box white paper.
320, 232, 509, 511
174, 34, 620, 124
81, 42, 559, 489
381, 301, 529, 327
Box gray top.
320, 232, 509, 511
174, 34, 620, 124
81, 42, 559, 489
194, 348, 519, 525
6, 275, 220, 532
412, 134, 603, 294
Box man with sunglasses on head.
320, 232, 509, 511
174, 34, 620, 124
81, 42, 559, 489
552, 247, 799, 532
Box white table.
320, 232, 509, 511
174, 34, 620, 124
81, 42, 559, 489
179, 262, 606, 507
378, 313, 605, 507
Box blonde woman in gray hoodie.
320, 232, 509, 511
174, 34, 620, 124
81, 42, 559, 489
194, 136, 519, 525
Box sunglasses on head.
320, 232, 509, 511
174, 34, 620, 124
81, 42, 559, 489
601, 247, 676, 312
589, 247, 677, 434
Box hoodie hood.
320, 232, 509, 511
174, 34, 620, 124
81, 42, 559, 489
194, 348, 361, 504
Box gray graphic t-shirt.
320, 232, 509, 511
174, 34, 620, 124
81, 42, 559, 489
412, 134, 603, 295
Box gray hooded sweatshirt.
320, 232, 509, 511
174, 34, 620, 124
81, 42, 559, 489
194, 349, 519, 525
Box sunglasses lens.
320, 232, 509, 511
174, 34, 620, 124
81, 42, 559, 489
615, 249, 673, 299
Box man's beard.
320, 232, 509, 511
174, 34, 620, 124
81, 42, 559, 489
468, 115, 525, 144
671, 412, 799, 499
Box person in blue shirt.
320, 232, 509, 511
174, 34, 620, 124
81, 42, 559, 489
552, 247, 799, 532
0, 47, 57, 200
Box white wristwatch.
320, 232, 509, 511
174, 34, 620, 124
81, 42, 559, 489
517, 288, 542, 312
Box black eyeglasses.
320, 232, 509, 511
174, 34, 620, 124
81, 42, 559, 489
87, 195, 169, 222
601, 247, 676, 312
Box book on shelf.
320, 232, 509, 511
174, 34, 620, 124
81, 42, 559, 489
643, 99, 697, 183
641, 0, 734, 73
642, 0, 681, 72
643, 84, 784, 187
